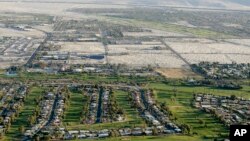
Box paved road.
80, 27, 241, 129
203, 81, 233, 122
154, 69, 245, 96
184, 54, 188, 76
160, 39, 191, 68
25, 30, 51, 67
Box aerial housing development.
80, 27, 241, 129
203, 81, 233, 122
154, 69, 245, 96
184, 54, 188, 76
0, 0, 250, 141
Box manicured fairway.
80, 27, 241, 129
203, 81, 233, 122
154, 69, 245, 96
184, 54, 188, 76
148, 83, 233, 139
4, 87, 44, 140
81, 135, 205, 141
64, 91, 84, 126
65, 90, 145, 130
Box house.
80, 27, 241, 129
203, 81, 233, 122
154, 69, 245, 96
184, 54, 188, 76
68, 130, 79, 135
144, 127, 153, 135
132, 127, 143, 136
119, 128, 132, 136
86, 132, 97, 138
164, 129, 175, 134
80, 130, 90, 134
174, 128, 182, 133
73, 68, 83, 73
98, 132, 109, 138
78, 134, 87, 139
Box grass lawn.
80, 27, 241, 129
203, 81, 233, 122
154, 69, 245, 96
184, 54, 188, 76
4, 87, 44, 141
0, 69, 4, 75
147, 82, 247, 140
65, 90, 145, 130
76, 135, 205, 141
64, 91, 85, 128
16, 72, 153, 84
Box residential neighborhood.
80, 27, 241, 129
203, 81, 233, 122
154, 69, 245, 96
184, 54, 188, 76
192, 62, 250, 79
1, 0, 250, 141
194, 94, 250, 126
131, 90, 181, 133
0, 84, 27, 136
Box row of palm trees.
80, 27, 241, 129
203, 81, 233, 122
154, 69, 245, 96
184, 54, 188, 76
0, 85, 29, 139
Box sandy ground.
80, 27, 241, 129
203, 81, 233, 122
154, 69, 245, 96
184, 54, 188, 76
155, 68, 200, 79
0, 62, 14, 69
165, 39, 250, 64
108, 53, 186, 68
0, 27, 45, 38
0, 1, 249, 20
181, 54, 233, 64
0, 2, 128, 19
226, 39, 250, 46
0, 1, 249, 69
107, 44, 172, 54
141, 41, 162, 45
32, 24, 54, 33
165, 38, 215, 44
166, 41, 250, 54
123, 30, 187, 37
57, 42, 105, 54
227, 54, 250, 64
68, 59, 106, 65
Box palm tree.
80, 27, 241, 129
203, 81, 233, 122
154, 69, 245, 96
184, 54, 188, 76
0, 117, 3, 125
19, 125, 25, 134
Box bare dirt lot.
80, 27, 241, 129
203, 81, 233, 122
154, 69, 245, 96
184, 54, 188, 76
0, 27, 45, 38
164, 38, 250, 64
108, 53, 186, 68
155, 68, 200, 79
58, 42, 105, 54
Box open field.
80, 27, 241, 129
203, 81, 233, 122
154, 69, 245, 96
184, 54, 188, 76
108, 53, 187, 68
58, 42, 105, 54
97, 16, 234, 39
155, 68, 200, 79
165, 39, 250, 54
107, 44, 172, 54
1, 2, 249, 69
123, 29, 187, 37
32, 24, 54, 33
107, 43, 188, 68
163, 38, 250, 64
83, 135, 204, 141
0, 27, 45, 38
181, 54, 232, 64
0, 2, 128, 18
226, 54, 250, 64
226, 39, 250, 46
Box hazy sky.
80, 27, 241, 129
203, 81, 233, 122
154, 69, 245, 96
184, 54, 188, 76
0, 0, 249, 9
